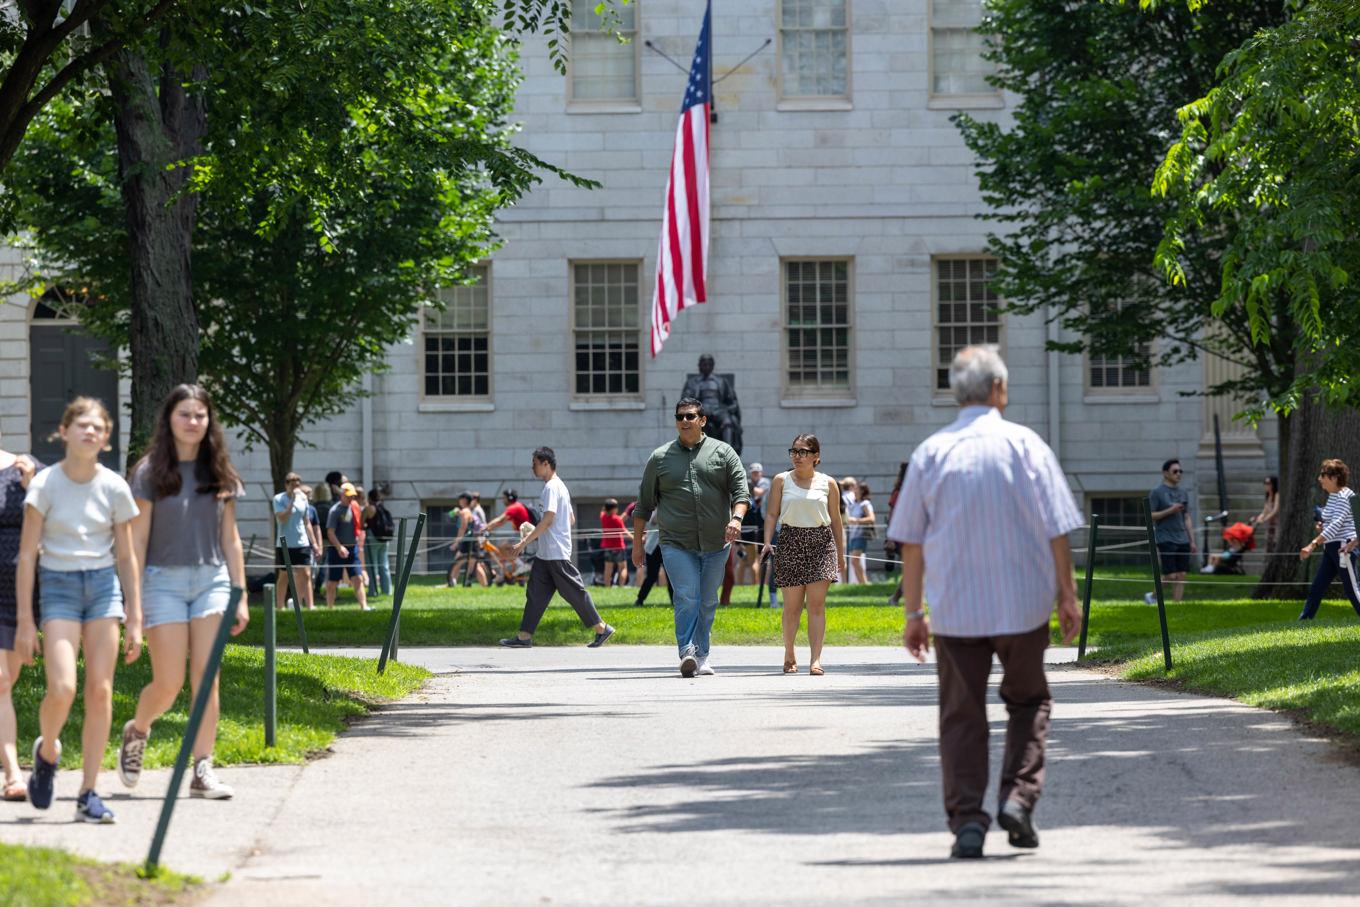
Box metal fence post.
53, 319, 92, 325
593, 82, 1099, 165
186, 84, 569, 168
263, 583, 276, 748
393, 518, 407, 661
279, 540, 309, 654
378, 512, 426, 674
1142, 502, 1173, 672
145, 586, 243, 876
1077, 515, 1099, 661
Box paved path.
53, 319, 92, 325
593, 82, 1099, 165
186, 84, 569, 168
6, 646, 1360, 904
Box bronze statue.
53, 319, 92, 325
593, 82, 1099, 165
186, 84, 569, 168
680, 354, 742, 453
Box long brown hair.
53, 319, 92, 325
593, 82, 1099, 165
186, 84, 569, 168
135, 384, 241, 499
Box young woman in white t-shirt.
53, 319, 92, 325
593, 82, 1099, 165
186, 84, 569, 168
14, 398, 142, 824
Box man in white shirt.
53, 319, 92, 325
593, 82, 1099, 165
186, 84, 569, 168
502, 447, 615, 648
890, 345, 1083, 860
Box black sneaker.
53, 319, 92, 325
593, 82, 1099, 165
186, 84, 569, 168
679, 647, 698, 678
499, 636, 532, 648
587, 625, 615, 648
998, 800, 1039, 848
950, 822, 986, 859
27, 737, 59, 810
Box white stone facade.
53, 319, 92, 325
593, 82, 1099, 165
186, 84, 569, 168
1, 0, 1277, 557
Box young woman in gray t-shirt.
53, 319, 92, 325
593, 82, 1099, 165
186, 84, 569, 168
119, 385, 247, 801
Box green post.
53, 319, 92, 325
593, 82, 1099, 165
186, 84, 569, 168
263, 583, 276, 748
1077, 515, 1099, 661
378, 512, 426, 674
145, 586, 242, 876
1142, 502, 1173, 672
278, 539, 309, 654
393, 518, 407, 661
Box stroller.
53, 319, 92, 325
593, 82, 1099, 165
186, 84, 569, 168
1200, 522, 1255, 574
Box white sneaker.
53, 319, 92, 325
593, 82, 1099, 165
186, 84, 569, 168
696, 657, 715, 676
189, 756, 233, 800
1143, 592, 1157, 605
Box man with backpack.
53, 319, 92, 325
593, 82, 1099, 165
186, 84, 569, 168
364, 488, 396, 597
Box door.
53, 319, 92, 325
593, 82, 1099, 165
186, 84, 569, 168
29, 313, 121, 469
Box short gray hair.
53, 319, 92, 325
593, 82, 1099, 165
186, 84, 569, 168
949, 345, 1008, 405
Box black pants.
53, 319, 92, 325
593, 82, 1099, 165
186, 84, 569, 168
1299, 540, 1360, 619
636, 546, 672, 605
518, 558, 602, 634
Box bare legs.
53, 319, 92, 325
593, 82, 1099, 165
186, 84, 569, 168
0, 651, 23, 787
780, 580, 830, 672
39, 618, 120, 792
132, 615, 224, 760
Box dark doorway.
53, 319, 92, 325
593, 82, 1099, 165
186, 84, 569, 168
29, 302, 121, 469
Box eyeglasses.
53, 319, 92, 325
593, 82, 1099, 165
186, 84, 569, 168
788, 448, 815, 457
676, 412, 702, 422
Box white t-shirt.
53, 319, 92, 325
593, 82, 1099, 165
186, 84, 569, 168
537, 474, 574, 561
25, 463, 140, 571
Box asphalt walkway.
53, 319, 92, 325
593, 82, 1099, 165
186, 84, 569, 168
5, 645, 1360, 904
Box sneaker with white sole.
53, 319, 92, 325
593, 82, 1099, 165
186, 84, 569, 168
1143, 592, 1157, 606
679, 646, 698, 678
118, 720, 147, 789
27, 737, 59, 810
190, 756, 233, 800
75, 789, 115, 824
696, 656, 715, 676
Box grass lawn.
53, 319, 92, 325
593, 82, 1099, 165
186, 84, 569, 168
10, 647, 428, 772
0, 842, 197, 907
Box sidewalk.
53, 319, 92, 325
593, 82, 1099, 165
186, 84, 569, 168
192, 645, 1360, 905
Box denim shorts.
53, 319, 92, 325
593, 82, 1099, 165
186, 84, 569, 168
143, 564, 232, 629
38, 566, 125, 626
847, 536, 870, 553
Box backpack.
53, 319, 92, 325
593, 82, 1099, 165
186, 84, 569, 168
369, 503, 396, 541
523, 504, 542, 526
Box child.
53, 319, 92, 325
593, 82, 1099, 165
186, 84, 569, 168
15, 398, 141, 823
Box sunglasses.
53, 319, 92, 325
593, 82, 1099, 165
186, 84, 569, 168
1168, 469, 1182, 475
676, 412, 702, 422
788, 448, 815, 457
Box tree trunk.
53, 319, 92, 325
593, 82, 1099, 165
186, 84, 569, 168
1255, 390, 1360, 598
266, 417, 297, 497
106, 39, 206, 460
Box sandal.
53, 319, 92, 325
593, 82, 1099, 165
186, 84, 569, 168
783, 660, 798, 674
2, 778, 26, 802
809, 665, 825, 676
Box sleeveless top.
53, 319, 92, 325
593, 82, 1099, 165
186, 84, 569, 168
778, 471, 832, 528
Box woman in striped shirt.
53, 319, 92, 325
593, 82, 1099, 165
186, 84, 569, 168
1298, 458, 1360, 619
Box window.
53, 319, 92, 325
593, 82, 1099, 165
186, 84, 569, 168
934, 257, 1001, 391
423, 265, 490, 399
778, 0, 850, 102
572, 262, 641, 398
568, 0, 639, 106
1088, 302, 1152, 392
930, 0, 997, 98
784, 259, 852, 394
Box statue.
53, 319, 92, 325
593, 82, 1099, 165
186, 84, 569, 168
681, 354, 743, 454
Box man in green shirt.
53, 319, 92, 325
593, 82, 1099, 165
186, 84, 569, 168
633, 396, 749, 677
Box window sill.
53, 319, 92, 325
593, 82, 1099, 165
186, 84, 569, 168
1082, 394, 1159, 405
927, 94, 1004, 111
566, 102, 642, 115
418, 401, 495, 413
568, 400, 646, 411
930, 396, 958, 407
780, 397, 857, 408
776, 98, 853, 112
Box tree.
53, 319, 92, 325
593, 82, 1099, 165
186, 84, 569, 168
1152, 0, 1360, 593
7, 0, 594, 488
0, 0, 182, 190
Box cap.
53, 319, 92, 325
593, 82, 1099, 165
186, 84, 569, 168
750, 463, 763, 472
340, 482, 357, 496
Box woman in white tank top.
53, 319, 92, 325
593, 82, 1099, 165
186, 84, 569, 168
760, 433, 845, 675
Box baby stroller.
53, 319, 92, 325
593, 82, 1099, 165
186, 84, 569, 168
1200, 522, 1255, 574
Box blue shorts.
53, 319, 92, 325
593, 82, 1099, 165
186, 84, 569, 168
38, 566, 124, 626
143, 564, 232, 629
847, 536, 869, 553
327, 546, 362, 582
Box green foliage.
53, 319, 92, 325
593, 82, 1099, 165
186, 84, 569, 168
0, 842, 199, 907
1153, 0, 1360, 415
955, 0, 1289, 408
6, 646, 428, 769
4, 0, 599, 478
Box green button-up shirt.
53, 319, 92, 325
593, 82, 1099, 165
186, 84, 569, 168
635, 435, 749, 553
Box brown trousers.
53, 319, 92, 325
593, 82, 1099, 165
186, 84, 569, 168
933, 623, 1051, 833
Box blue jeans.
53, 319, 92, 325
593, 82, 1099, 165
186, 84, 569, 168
1299, 540, 1360, 619
367, 540, 392, 596
661, 545, 730, 659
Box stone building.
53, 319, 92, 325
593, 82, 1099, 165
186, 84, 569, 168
0, 0, 1275, 574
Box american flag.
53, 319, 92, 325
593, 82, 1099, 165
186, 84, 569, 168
649, 2, 711, 358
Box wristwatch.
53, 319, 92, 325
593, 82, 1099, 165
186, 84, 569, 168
905, 610, 927, 621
